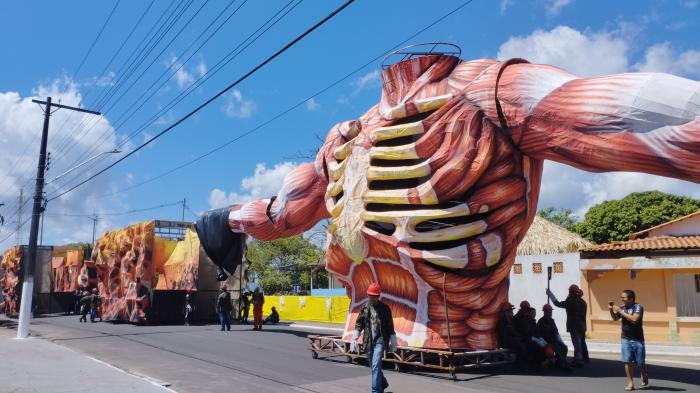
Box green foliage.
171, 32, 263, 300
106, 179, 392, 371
246, 235, 324, 294
576, 191, 700, 244
537, 207, 580, 232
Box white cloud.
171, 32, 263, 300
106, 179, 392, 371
196, 60, 207, 77
684, 0, 698, 9
165, 55, 207, 90
353, 70, 381, 94
497, 25, 629, 76
305, 98, 320, 111
634, 42, 700, 79
544, 0, 572, 16
0, 79, 121, 248
208, 162, 298, 208
500, 0, 514, 13
222, 89, 256, 119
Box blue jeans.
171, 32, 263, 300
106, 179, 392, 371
369, 340, 385, 393
570, 331, 588, 363
219, 311, 231, 331
621, 338, 645, 365
90, 308, 97, 322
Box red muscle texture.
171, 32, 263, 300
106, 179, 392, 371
217, 53, 700, 350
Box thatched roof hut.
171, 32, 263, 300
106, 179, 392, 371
517, 216, 591, 256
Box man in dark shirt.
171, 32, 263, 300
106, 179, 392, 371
547, 284, 588, 366
497, 302, 526, 364
216, 284, 232, 331
263, 306, 280, 325
537, 304, 571, 369
351, 283, 396, 393
610, 289, 648, 391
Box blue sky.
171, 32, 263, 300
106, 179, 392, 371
1, 0, 699, 248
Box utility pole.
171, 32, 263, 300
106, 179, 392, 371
17, 189, 23, 244
181, 198, 186, 222
90, 214, 99, 246
17, 97, 100, 339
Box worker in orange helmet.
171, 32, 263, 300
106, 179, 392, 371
350, 283, 396, 393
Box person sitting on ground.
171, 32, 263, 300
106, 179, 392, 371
513, 301, 548, 366
263, 306, 280, 325
496, 302, 526, 364
537, 304, 572, 370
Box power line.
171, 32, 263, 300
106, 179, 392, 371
56, 0, 250, 179
47, 0, 356, 202
97, 0, 477, 199
0, 2, 122, 196
52, 0, 304, 195
45, 200, 183, 217
58, 0, 293, 187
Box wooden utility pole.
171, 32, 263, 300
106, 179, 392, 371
17, 97, 100, 339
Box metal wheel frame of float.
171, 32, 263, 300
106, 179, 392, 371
307, 335, 514, 380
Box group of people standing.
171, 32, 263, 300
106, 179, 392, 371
76, 287, 100, 323
216, 284, 271, 331
498, 284, 589, 370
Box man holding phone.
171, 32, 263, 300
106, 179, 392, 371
609, 289, 648, 391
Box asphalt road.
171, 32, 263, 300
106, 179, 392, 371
24, 315, 700, 393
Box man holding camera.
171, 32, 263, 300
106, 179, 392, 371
609, 289, 648, 391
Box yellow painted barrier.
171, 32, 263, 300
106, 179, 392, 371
262, 295, 349, 324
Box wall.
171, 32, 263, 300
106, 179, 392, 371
510, 252, 583, 332
648, 214, 700, 237
264, 295, 350, 324
582, 267, 700, 344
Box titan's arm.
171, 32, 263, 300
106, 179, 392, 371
226, 122, 358, 241
227, 162, 330, 241
467, 62, 700, 183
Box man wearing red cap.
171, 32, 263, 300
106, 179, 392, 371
537, 304, 571, 370
547, 284, 589, 367
350, 283, 396, 393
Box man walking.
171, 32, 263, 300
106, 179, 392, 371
547, 284, 588, 366
251, 287, 265, 330
89, 288, 100, 323
239, 291, 250, 323
350, 283, 397, 393
217, 284, 232, 331
609, 289, 648, 391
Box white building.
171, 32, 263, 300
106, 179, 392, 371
509, 216, 591, 332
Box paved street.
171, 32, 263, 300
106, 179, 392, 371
3, 315, 699, 393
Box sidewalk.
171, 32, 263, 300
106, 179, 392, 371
286, 320, 700, 358
0, 321, 174, 393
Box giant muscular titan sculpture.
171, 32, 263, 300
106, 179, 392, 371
200, 45, 700, 350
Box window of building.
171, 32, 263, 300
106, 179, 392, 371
513, 264, 522, 274
533, 263, 542, 274
554, 262, 564, 273
674, 274, 700, 317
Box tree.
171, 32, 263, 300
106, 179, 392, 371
537, 207, 580, 232
246, 235, 324, 294
576, 191, 700, 244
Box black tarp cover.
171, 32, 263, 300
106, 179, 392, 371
195, 207, 244, 278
